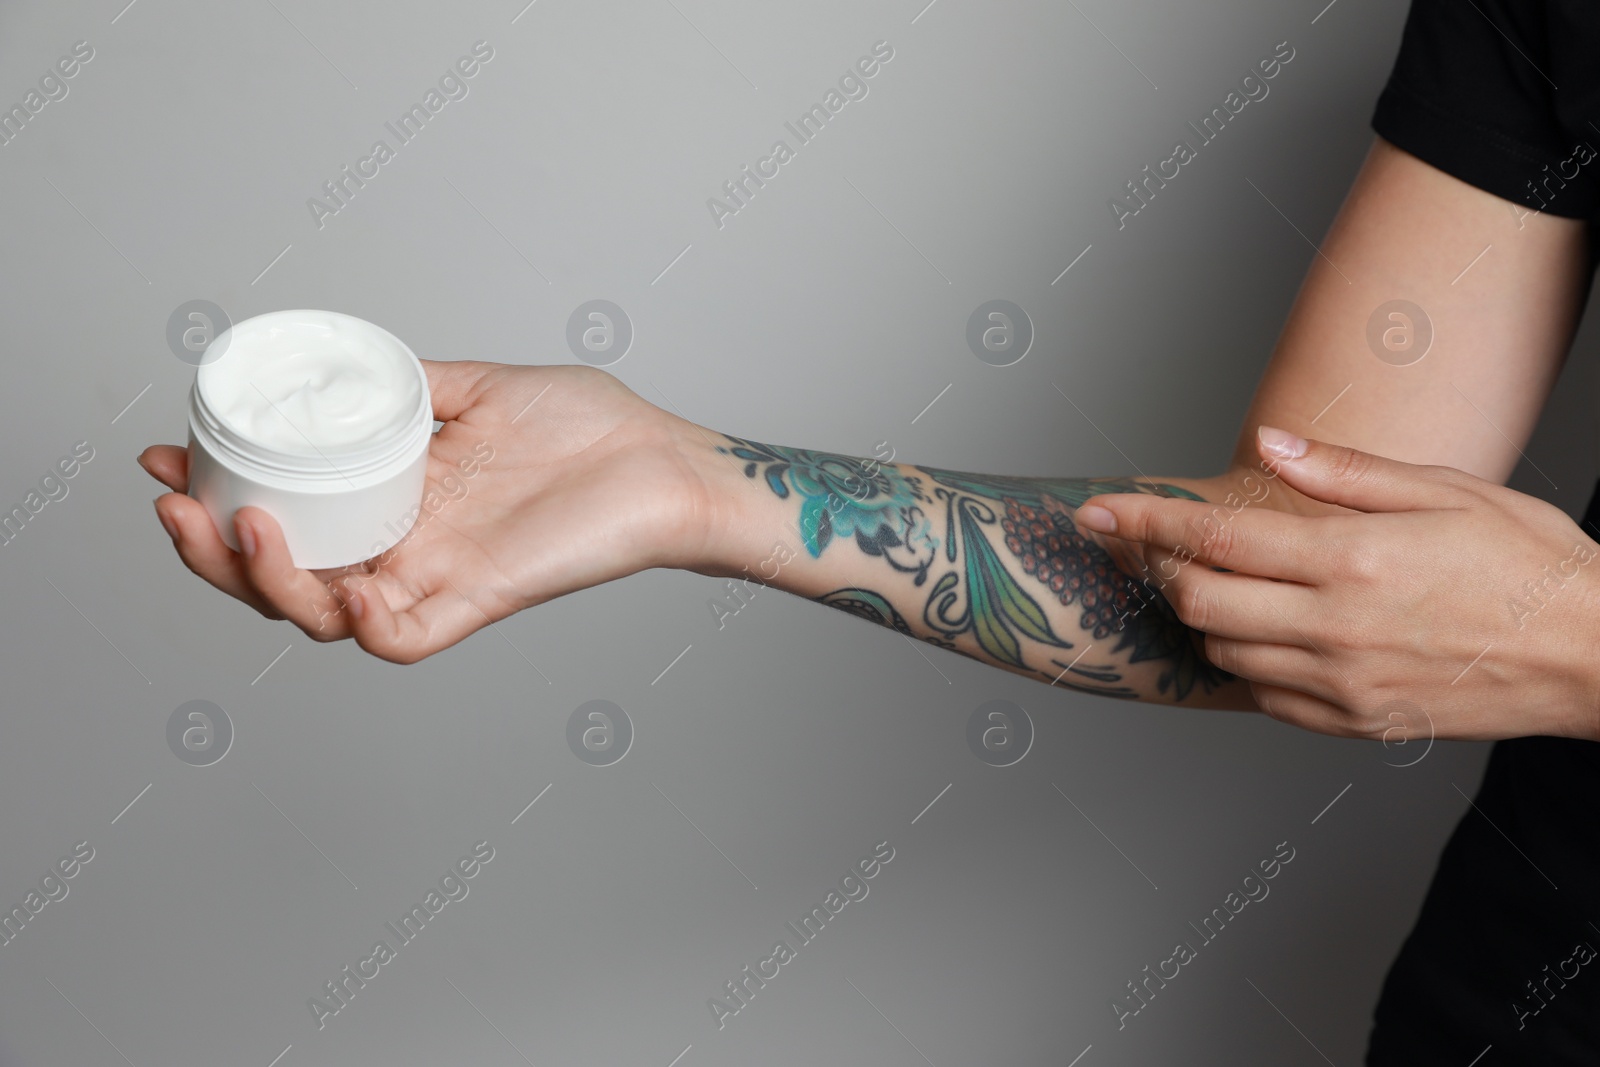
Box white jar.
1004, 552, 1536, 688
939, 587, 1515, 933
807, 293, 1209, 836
186, 309, 432, 570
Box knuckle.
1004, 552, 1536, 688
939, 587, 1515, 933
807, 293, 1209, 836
1423, 463, 1476, 493
1347, 695, 1402, 738
382, 643, 422, 666
1337, 536, 1383, 581
1327, 445, 1375, 486
1197, 517, 1238, 566
1529, 495, 1578, 532
1172, 579, 1212, 630
1250, 681, 1282, 721
1203, 632, 1238, 673
1329, 707, 1380, 740
1122, 502, 1157, 541
1350, 710, 1388, 738
353, 626, 411, 664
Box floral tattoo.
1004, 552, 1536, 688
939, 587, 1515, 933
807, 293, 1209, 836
717, 437, 938, 581
719, 435, 1230, 701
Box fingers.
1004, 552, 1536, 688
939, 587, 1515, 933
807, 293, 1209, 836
1147, 553, 1316, 642
1247, 682, 1351, 736
336, 574, 494, 664
138, 445, 190, 492
157, 491, 498, 659
1253, 425, 1472, 512
153, 493, 285, 620
233, 507, 352, 640
1202, 634, 1340, 703
421, 359, 499, 423
1075, 493, 1320, 583
155, 482, 497, 659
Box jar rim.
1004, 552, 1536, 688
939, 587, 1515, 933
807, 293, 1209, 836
189, 310, 432, 485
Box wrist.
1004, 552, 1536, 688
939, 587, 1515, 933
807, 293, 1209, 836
660, 417, 772, 580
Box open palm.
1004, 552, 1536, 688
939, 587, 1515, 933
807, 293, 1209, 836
141, 360, 714, 663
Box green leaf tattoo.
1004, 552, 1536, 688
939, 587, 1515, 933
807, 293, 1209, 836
721, 435, 1230, 701
815, 588, 915, 635
922, 493, 1069, 670
933, 471, 1227, 700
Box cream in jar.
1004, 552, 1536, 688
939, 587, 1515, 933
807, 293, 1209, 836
186, 310, 432, 570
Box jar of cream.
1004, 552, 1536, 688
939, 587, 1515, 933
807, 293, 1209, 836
186, 309, 432, 570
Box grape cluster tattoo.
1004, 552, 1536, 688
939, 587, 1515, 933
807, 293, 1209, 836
717, 435, 1230, 700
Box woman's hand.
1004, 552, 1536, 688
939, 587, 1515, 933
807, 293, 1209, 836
1073, 427, 1600, 741
141, 361, 720, 663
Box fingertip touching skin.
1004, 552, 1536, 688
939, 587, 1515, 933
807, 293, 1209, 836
711, 434, 1241, 704
1071, 428, 1600, 740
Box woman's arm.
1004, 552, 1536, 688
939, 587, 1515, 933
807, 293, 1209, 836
139, 365, 1253, 707
682, 136, 1596, 713
1062, 139, 1600, 740
684, 430, 1253, 706
140, 140, 1591, 725
1228, 137, 1589, 493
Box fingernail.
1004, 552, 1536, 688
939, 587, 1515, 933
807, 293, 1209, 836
1258, 425, 1308, 460
1075, 504, 1117, 534
236, 519, 257, 558
154, 502, 179, 542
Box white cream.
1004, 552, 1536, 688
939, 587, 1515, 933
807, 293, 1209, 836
197, 310, 423, 455
185, 309, 433, 569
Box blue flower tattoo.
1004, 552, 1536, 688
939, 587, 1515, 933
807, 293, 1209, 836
717, 436, 937, 579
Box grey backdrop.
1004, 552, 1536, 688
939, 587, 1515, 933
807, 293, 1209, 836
2, 1, 1596, 1065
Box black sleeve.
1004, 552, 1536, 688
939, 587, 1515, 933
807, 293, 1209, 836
1372, 0, 1600, 220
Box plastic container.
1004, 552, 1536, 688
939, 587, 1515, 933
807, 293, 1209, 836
186, 309, 432, 570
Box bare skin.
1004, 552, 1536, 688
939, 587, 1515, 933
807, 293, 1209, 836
140, 138, 1600, 741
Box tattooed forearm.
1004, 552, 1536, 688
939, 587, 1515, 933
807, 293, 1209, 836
718, 434, 1232, 702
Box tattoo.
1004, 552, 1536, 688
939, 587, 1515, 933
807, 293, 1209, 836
1045, 656, 1139, 700
816, 588, 915, 636
720, 435, 1230, 701
717, 437, 939, 579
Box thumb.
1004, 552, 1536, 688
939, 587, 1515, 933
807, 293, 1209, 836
420, 358, 499, 423
1255, 425, 1465, 512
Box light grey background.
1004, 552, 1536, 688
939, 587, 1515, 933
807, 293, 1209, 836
2, 1, 1596, 1065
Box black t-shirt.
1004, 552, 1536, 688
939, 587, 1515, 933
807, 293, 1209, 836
1366, 2, 1600, 1064
1373, 0, 1600, 223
